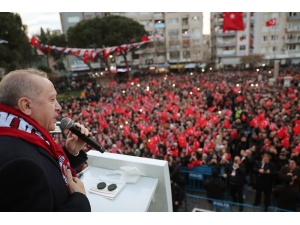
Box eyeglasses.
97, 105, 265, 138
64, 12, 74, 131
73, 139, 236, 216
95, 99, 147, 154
97, 182, 117, 191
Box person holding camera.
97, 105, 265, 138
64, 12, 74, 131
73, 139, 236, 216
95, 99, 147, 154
253, 152, 276, 212
223, 156, 246, 212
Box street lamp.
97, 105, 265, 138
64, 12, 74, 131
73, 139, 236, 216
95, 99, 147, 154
109, 55, 113, 59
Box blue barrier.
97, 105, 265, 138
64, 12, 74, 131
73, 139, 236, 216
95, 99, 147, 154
184, 194, 263, 212
180, 166, 214, 192
267, 207, 294, 212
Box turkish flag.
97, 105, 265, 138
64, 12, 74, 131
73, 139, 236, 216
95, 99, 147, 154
30, 36, 40, 47
83, 50, 90, 63
222, 12, 245, 32
141, 35, 149, 42
266, 18, 276, 27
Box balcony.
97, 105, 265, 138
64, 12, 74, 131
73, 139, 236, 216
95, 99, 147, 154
216, 30, 236, 36
155, 56, 166, 64
182, 33, 190, 39
216, 41, 236, 47
215, 18, 224, 24
153, 13, 164, 20
287, 15, 300, 21
285, 38, 300, 44
237, 50, 247, 56
217, 50, 236, 57
286, 27, 300, 32
155, 46, 167, 52
132, 59, 140, 65
139, 13, 152, 20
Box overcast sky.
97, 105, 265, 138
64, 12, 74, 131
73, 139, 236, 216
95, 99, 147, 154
18, 12, 211, 38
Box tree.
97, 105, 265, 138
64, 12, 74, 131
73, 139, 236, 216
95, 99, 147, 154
0, 13, 36, 73
240, 54, 265, 68
67, 15, 146, 77
100, 15, 146, 78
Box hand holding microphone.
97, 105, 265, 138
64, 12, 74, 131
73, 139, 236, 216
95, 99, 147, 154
61, 118, 104, 154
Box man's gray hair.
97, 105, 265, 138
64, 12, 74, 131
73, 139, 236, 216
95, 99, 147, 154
0, 69, 48, 107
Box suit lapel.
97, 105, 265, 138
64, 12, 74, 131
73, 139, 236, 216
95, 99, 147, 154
38, 147, 61, 171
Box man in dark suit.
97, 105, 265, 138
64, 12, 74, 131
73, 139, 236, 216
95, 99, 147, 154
273, 176, 300, 211
253, 152, 276, 212
0, 69, 91, 212
204, 169, 226, 200
279, 160, 300, 191
224, 156, 246, 212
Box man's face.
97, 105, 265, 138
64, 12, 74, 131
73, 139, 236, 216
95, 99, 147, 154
289, 161, 297, 170
29, 77, 61, 131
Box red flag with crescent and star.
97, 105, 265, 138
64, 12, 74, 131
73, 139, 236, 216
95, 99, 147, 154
222, 12, 245, 32
266, 18, 276, 27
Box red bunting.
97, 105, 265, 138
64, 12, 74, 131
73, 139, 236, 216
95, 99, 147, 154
30, 36, 40, 47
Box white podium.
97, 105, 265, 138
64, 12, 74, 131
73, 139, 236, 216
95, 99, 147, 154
80, 151, 173, 212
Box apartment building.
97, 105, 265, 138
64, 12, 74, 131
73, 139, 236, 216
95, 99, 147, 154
119, 12, 204, 72
60, 12, 204, 73
210, 12, 300, 68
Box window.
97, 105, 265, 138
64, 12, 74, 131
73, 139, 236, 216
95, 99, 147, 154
192, 50, 200, 55
192, 16, 200, 23
289, 12, 300, 17
140, 12, 150, 15
182, 18, 189, 26
264, 12, 280, 20
183, 51, 190, 58
140, 20, 152, 26
168, 18, 179, 24
271, 24, 280, 31
169, 29, 179, 36
288, 45, 296, 50
169, 51, 180, 59
192, 40, 200, 45
271, 46, 278, 52
192, 28, 200, 34
263, 36, 268, 41
271, 12, 280, 18
263, 13, 269, 20
169, 29, 179, 39
169, 44, 180, 51
271, 35, 279, 41
239, 45, 246, 50
261, 47, 267, 53
68, 16, 80, 23
182, 40, 190, 48
127, 12, 137, 16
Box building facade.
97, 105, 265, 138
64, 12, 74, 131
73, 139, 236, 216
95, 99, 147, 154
210, 12, 300, 68
59, 12, 204, 73
109, 12, 204, 73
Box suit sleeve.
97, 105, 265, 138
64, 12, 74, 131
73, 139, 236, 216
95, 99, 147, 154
0, 157, 90, 212
63, 146, 88, 169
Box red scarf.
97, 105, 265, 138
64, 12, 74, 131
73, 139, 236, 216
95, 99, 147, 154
0, 104, 75, 193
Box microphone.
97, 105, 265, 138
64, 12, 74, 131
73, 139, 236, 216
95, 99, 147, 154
60, 117, 104, 153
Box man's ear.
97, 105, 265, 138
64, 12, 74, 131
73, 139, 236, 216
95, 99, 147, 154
17, 97, 33, 116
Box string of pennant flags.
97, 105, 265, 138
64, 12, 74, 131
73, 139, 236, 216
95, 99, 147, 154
29, 34, 155, 63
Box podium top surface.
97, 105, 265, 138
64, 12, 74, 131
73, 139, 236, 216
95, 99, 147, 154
84, 151, 173, 212
80, 166, 158, 212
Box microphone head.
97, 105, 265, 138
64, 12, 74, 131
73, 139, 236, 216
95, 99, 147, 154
60, 117, 74, 129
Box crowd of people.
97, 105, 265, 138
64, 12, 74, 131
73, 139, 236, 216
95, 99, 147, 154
52, 68, 300, 212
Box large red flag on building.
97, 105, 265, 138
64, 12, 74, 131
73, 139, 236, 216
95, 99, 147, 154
266, 18, 276, 27
222, 12, 245, 32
